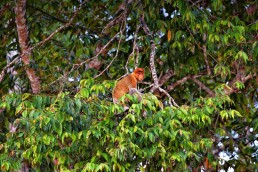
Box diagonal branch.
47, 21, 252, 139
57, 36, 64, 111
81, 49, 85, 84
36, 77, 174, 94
94, 24, 125, 78
30, 1, 86, 51
0, 57, 20, 83
167, 75, 202, 92
191, 77, 215, 97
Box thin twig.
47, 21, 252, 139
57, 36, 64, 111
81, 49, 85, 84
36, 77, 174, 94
30, 1, 87, 51
79, 31, 121, 67
0, 57, 20, 82
125, 24, 141, 73
94, 24, 125, 78
102, 13, 125, 35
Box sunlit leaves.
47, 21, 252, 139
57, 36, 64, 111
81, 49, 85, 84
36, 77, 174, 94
208, 34, 220, 43
234, 81, 245, 90
1, 162, 10, 171
0, 89, 244, 171
214, 64, 230, 79
220, 109, 242, 120
42, 135, 51, 145
235, 51, 248, 63
171, 41, 182, 51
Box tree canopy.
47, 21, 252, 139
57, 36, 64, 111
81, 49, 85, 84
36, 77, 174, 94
0, 0, 257, 171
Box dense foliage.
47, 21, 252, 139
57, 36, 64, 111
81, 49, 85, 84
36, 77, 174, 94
0, 0, 257, 171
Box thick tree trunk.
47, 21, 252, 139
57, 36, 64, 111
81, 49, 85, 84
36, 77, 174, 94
15, 0, 41, 94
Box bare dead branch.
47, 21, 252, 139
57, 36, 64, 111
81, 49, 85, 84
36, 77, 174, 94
147, 69, 174, 97
140, 14, 158, 86
167, 76, 191, 92
158, 87, 178, 107
140, 82, 154, 92
140, 13, 178, 107
135, 43, 140, 67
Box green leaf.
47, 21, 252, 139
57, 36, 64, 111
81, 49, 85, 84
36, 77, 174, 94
43, 135, 51, 145
148, 132, 155, 142
220, 110, 228, 120
22, 93, 31, 101
234, 81, 245, 89
229, 109, 242, 118
1, 162, 10, 171
235, 51, 248, 63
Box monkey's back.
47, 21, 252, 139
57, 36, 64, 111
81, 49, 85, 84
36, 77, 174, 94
112, 74, 137, 102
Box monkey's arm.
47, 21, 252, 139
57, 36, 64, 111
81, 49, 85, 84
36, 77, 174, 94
129, 88, 143, 102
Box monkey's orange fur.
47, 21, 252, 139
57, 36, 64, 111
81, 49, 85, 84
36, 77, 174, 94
113, 68, 144, 103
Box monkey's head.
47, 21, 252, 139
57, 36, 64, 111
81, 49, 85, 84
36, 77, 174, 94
133, 68, 144, 81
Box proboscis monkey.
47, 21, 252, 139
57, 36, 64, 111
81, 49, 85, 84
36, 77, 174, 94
112, 68, 144, 103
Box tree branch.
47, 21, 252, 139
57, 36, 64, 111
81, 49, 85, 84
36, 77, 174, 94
158, 69, 174, 87
125, 24, 141, 73
0, 57, 20, 83
203, 33, 211, 75
191, 77, 215, 97
43, 27, 122, 89
224, 74, 254, 95
15, 0, 41, 93
94, 24, 125, 78
167, 75, 202, 92
140, 13, 178, 107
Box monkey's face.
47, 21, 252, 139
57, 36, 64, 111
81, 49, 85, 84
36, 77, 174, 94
134, 68, 144, 81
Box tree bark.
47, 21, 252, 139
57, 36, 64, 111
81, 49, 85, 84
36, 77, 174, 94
15, 0, 41, 94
